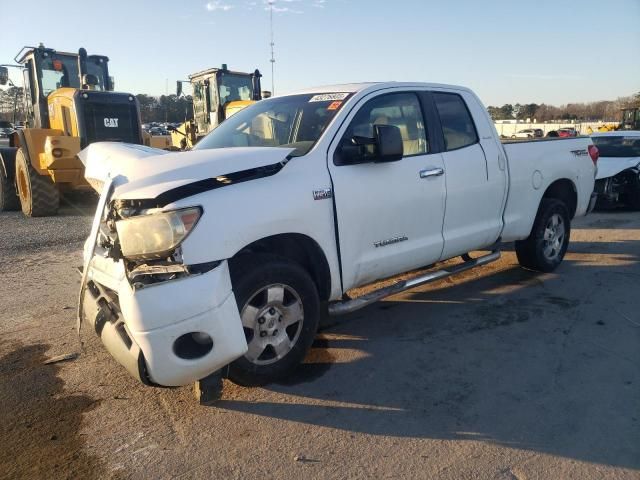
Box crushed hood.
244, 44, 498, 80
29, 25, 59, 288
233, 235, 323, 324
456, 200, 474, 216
78, 142, 294, 202
595, 156, 640, 180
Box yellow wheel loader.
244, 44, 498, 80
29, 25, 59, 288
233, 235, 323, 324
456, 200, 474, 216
0, 44, 170, 217
170, 65, 263, 150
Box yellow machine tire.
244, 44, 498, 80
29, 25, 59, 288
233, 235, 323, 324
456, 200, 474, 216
0, 165, 19, 212
15, 148, 60, 217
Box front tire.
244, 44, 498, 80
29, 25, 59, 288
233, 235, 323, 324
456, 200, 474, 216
515, 199, 570, 272
228, 255, 320, 387
15, 148, 59, 217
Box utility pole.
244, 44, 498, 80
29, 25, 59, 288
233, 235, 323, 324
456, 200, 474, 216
269, 0, 275, 94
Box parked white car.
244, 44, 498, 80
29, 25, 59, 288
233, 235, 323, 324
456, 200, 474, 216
511, 128, 536, 139
78, 82, 598, 398
591, 131, 640, 209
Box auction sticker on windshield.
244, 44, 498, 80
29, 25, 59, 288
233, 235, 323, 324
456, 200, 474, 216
309, 93, 350, 102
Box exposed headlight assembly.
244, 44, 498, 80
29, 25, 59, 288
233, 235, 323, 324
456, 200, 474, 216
116, 207, 202, 260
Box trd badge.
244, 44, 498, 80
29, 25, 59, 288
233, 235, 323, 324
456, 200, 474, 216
313, 188, 333, 200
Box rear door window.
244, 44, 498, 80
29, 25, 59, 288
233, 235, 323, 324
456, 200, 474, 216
433, 92, 478, 151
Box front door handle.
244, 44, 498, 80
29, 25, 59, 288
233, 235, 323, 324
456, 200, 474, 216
419, 167, 444, 179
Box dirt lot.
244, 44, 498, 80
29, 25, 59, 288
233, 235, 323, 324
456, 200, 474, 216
0, 205, 638, 480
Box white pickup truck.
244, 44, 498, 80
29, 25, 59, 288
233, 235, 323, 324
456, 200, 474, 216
78, 82, 599, 396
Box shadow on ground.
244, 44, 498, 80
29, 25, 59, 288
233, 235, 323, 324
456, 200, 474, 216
0, 341, 109, 480
220, 237, 640, 470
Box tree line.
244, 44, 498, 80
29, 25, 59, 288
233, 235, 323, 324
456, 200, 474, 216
2, 87, 639, 124
487, 92, 640, 122
0, 87, 24, 123
135, 94, 194, 123
0, 88, 194, 124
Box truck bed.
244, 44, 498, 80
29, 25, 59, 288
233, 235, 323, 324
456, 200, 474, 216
500, 137, 595, 241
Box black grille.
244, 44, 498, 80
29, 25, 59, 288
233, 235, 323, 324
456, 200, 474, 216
75, 91, 143, 148
82, 102, 141, 145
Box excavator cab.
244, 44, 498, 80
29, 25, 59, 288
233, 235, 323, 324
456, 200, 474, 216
0, 44, 158, 217
16, 45, 116, 131
171, 65, 262, 150
621, 108, 640, 130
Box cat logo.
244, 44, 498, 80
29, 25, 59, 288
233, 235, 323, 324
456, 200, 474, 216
104, 118, 119, 128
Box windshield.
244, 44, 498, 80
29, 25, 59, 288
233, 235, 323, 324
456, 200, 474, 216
592, 136, 640, 157
194, 93, 352, 157
218, 72, 253, 105
38, 54, 109, 95
39, 54, 80, 95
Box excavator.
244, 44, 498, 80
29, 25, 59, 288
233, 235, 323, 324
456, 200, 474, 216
621, 107, 640, 130
170, 65, 263, 150
0, 44, 170, 217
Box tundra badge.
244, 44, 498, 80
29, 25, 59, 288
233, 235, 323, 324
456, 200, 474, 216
374, 235, 408, 248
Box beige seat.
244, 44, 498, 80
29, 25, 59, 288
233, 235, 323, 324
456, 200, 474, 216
250, 114, 276, 146
397, 124, 421, 156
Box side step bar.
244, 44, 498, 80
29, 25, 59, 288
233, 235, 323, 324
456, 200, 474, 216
328, 250, 501, 316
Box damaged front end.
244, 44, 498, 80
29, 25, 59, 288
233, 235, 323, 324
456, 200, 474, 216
97, 199, 213, 286
594, 166, 640, 209
78, 145, 248, 387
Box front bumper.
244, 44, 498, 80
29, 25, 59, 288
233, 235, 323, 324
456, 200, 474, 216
80, 256, 248, 387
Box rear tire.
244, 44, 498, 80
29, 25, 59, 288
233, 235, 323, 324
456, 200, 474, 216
15, 148, 59, 217
515, 199, 570, 273
0, 165, 19, 212
227, 254, 320, 387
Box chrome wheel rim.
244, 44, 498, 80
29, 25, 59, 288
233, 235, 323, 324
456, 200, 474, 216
240, 283, 304, 365
542, 213, 565, 261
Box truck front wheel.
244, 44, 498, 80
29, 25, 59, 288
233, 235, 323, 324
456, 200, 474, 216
228, 255, 320, 387
515, 199, 570, 272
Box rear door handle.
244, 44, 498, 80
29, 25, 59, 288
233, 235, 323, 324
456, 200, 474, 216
419, 167, 444, 178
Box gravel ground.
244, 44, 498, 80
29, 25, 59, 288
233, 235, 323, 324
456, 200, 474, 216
0, 204, 639, 480
0, 203, 94, 256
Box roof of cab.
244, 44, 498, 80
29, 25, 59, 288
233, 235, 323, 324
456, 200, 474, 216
283, 81, 473, 97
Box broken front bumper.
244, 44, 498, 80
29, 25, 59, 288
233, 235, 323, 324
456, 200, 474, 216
80, 256, 248, 387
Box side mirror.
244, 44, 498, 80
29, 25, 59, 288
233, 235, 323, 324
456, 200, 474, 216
335, 124, 404, 165
373, 124, 403, 162
0, 67, 8, 86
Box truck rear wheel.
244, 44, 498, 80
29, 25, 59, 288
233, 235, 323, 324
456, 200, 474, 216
227, 254, 320, 387
15, 148, 59, 217
515, 199, 570, 273
0, 165, 19, 212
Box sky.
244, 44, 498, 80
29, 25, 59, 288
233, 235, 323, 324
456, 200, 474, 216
0, 0, 638, 106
